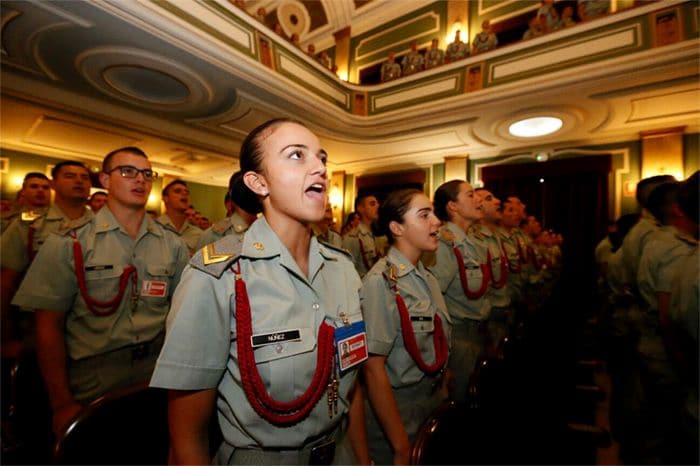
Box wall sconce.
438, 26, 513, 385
329, 184, 342, 209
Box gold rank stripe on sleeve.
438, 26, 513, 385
202, 243, 234, 265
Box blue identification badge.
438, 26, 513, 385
334, 320, 368, 372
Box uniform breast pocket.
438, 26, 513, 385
410, 313, 435, 334
465, 265, 485, 286
251, 327, 317, 399
141, 263, 176, 305
82, 265, 125, 308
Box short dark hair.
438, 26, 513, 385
433, 180, 463, 222
636, 175, 676, 208
51, 161, 89, 179
647, 182, 679, 225
377, 189, 423, 244
354, 193, 376, 211
162, 179, 187, 197
89, 191, 107, 201
102, 146, 148, 173
22, 172, 49, 188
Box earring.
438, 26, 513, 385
261, 190, 269, 197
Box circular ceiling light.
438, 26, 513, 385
508, 116, 563, 138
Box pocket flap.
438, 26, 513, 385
252, 326, 316, 363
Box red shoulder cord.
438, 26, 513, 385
232, 261, 336, 426
70, 231, 137, 317
451, 244, 491, 299
358, 237, 373, 271
490, 241, 509, 289
384, 271, 448, 375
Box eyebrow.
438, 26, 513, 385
417, 207, 432, 214
281, 144, 328, 158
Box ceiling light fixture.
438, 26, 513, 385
508, 116, 563, 138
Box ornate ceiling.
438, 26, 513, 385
1, 0, 698, 187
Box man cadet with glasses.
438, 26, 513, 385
12, 147, 188, 437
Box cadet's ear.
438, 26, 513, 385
446, 199, 458, 216
243, 171, 269, 197
99, 171, 111, 190
389, 220, 404, 239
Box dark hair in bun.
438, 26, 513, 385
228, 170, 262, 215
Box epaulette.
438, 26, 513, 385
318, 240, 353, 260
211, 217, 231, 235
467, 224, 485, 240
438, 227, 456, 243
56, 215, 93, 235
20, 210, 44, 223
189, 234, 243, 278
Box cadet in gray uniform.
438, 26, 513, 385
12, 147, 188, 437
430, 180, 490, 403
196, 171, 261, 250
380, 52, 401, 82
475, 188, 511, 349
401, 42, 424, 76
0, 172, 50, 234
156, 179, 203, 255
445, 30, 469, 62
424, 38, 444, 69
1, 162, 93, 344
636, 181, 697, 464
150, 119, 366, 465
312, 202, 343, 249
361, 189, 451, 465
342, 193, 382, 278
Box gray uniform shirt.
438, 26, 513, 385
12, 207, 188, 360
638, 227, 697, 322
156, 214, 203, 255
196, 212, 250, 250
342, 222, 381, 278
473, 224, 511, 308
2, 205, 92, 273
150, 217, 363, 450
361, 247, 450, 388
670, 246, 699, 342
430, 222, 491, 321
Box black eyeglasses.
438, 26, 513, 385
105, 165, 158, 181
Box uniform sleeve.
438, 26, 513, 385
655, 245, 686, 293
1, 220, 29, 272
150, 265, 231, 390
342, 235, 361, 273
11, 233, 76, 311
430, 242, 457, 293
170, 237, 190, 294
360, 272, 397, 356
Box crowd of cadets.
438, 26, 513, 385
1, 140, 565, 464
594, 172, 699, 465
380, 0, 609, 83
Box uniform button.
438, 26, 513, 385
275, 343, 283, 354
312, 303, 320, 310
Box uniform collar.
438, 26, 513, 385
242, 217, 326, 283
230, 212, 250, 234
672, 226, 699, 247
446, 221, 468, 242
357, 222, 373, 236
46, 204, 68, 220
387, 247, 416, 278
157, 214, 196, 235
96, 206, 161, 237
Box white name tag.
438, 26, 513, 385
141, 280, 167, 297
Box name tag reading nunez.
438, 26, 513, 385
251, 329, 301, 348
